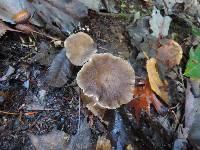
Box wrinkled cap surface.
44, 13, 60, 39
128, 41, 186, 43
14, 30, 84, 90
64, 32, 97, 66
77, 53, 135, 109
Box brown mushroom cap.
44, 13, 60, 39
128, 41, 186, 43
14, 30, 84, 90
76, 53, 135, 109
64, 32, 97, 66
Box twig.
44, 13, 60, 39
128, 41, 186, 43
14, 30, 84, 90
98, 12, 133, 18
0, 110, 18, 115
78, 91, 81, 131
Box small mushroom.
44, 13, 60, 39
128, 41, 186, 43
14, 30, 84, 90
77, 53, 135, 109
64, 32, 97, 66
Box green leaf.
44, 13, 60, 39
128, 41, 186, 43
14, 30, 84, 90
192, 26, 200, 37
184, 45, 200, 78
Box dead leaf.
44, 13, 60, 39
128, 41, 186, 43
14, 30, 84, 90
0, 0, 28, 24
156, 40, 183, 69
127, 16, 150, 46
149, 7, 172, 38
103, 0, 118, 13
155, 0, 183, 13
127, 16, 158, 58
0, 21, 7, 37
173, 125, 189, 150
185, 79, 200, 148
32, 41, 56, 66
24, 92, 46, 111
0, 20, 22, 38
79, 0, 104, 12
146, 58, 169, 104
30, 0, 88, 33
46, 49, 72, 87
185, 79, 200, 128
0, 65, 15, 81
130, 80, 165, 122
183, 0, 200, 18
67, 119, 91, 150
29, 130, 69, 150
96, 136, 112, 150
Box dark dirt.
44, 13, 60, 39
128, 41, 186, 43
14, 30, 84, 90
87, 11, 133, 59
0, 31, 106, 149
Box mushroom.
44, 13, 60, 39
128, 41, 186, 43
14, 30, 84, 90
76, 53, 135, 109
81, 90, 106, 120
64, 32, 97, 66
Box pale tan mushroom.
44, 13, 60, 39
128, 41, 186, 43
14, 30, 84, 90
81, 90, 106, 120
76, 53, 135, 109
64, 32, 97, 66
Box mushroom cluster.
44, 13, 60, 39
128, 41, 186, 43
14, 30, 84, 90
64, 32, 135, 111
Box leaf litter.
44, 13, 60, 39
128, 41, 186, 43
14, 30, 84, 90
146, 58, 169, 104
149, 7, 172, 38
0, 0, 200, 149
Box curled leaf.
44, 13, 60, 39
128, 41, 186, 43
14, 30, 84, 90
0, 20, 21, 38
68, 119, 91, 149
46, 49, 72, 87
149, 7, 172, 38
156, 40, 183, 69
0, 0, 28, 24
130, 80, 165, 122
146, 58, 169, 104
29, 130, 69, 150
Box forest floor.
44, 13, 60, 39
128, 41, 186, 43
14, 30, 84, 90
0, 0, 200, 150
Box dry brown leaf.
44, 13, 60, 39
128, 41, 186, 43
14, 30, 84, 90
46, 49, 72, 87
67, 119, 91, 149
156, 40, 183, 69
146, 58, 169, 104
0, 20, 13, 37
186, 79, 200, 148
29, 130, 69, 150
0, 20, 22, 38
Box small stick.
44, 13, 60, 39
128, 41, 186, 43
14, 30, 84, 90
78, 93, 81, 131
15, 24, 60, 41
0, 110, 18, 115
98, 12, 133, 18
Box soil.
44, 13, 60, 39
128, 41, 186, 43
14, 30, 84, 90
0, 12, 135, 149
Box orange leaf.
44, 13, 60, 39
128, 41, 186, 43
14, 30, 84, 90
25, 111, 38, 116
129, 80, 165, 123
